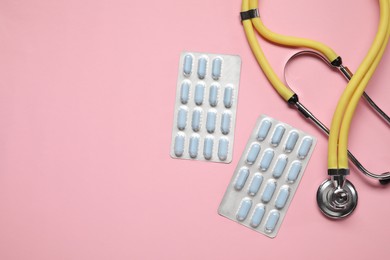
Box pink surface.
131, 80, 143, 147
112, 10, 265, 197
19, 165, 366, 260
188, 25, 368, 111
0, 0, 389, 259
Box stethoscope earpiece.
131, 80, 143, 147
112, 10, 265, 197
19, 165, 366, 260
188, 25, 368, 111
317, 179, 358, 219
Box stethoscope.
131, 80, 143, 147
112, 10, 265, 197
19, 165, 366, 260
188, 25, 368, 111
240, 0, 390, 219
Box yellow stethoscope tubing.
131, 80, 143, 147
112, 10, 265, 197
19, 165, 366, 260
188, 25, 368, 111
338, 2, 390, 168
241, 0, 295, 102
328, 0, 389, 169
248, 0, 339, 63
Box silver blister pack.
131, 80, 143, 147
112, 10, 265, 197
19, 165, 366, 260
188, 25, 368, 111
218, 115, 317, 238
170, 52, 242, 163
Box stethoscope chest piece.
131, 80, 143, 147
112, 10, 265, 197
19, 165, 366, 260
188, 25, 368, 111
317, 179, 358, 219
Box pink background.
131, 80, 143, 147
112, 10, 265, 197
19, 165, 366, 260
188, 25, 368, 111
0, 0, 389, 259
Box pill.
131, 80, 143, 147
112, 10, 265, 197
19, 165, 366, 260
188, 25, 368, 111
191, 108, 202, 132
221, 112, 231, 135
287, 161, 302, 183
260, 149, 274, 171
236, 198, 252, 221
234, 167, 250, 191
183, 54, 193, 76
298, 137, 313, 159
174, 134, 185, 157
223, 85, 233, 108
272, 155, 288, 179
212, 57, 222, 80
262, 180, 276, 203
271, 125, 285, 146
285, 131, 299, 152
206, 110, 217, 133
248, 174, 263, 196
275, 187, 290, 209
197, 57, 207, 79
257, 119, 272, 141
180, 81, 191, 104
265, 210, 280, 233
203, 136, 214, 160
189, 134, 200, 158
246, 143, 261, 165
218, 137, 229, 161
177, 107, 188, 130
209, 84, 219, 107
250, 204, 265, 227
194, 83, 205, 105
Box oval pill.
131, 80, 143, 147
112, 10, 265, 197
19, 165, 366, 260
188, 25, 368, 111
298, 137, 313, 159
275, 187, 290, 209
262, 180, 276, 203
180, 81, 190, 104
206, 110, 217, 133
271, 125, 285, 146
260, 149, 274, 171
191, 108, 202, 132
183, 54, 193, 76
223, 85, 233, 108
250, 204, 265, 227
209, 84, 219, 107
236, 198, 252, 221
212, 57, 222, 80
197, 57, 207, 79
257, 119, 272, 141
248, 174, 263, 196
285, 131, 299, 152
246, 143, 261, 165
218, 137, 229, 161
203, 136, 214, 160
194, 83, 205, 105
265, 210, 280, 233
189, 135, 200, 158
221, 112, 231, 135
234, 167, 250, 191
287, 161, 302, 183
174, 134, 185, 157
272, 156, 288, 179
177, 107, 188, 130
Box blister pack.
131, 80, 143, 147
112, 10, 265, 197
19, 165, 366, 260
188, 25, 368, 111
170, 52, 242, 163
218, 115, 317, 238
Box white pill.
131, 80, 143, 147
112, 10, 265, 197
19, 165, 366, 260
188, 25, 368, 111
183, 54, 193, 76
223, 85, 233, 108
206, 110, 217, 133
257, 119, 272, 141
275, 187, 290, 209
298, 137, 313, 159
203, 136, 214, 160
287, 161, 302, 183
285, 131, 299, 152
218, 137, 229, 161
246, 143, 261, 165
234, 167, 250, 191
189, 134, 200, 158
248, 174, 263, 196
265, 210, 280, 233
174, 134, 185, 157
250, 204, 265, 227
236, 198, 252, 221
271, 125, 285, 146
272, 155, 288, 179
221, 111, 231, 135
209, 83, 219, 107
260, 149, 274, 171
194, 83, 205, 106
261, 180, 276, 203
212, 57, 222, 80
197, 57, 207, 79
